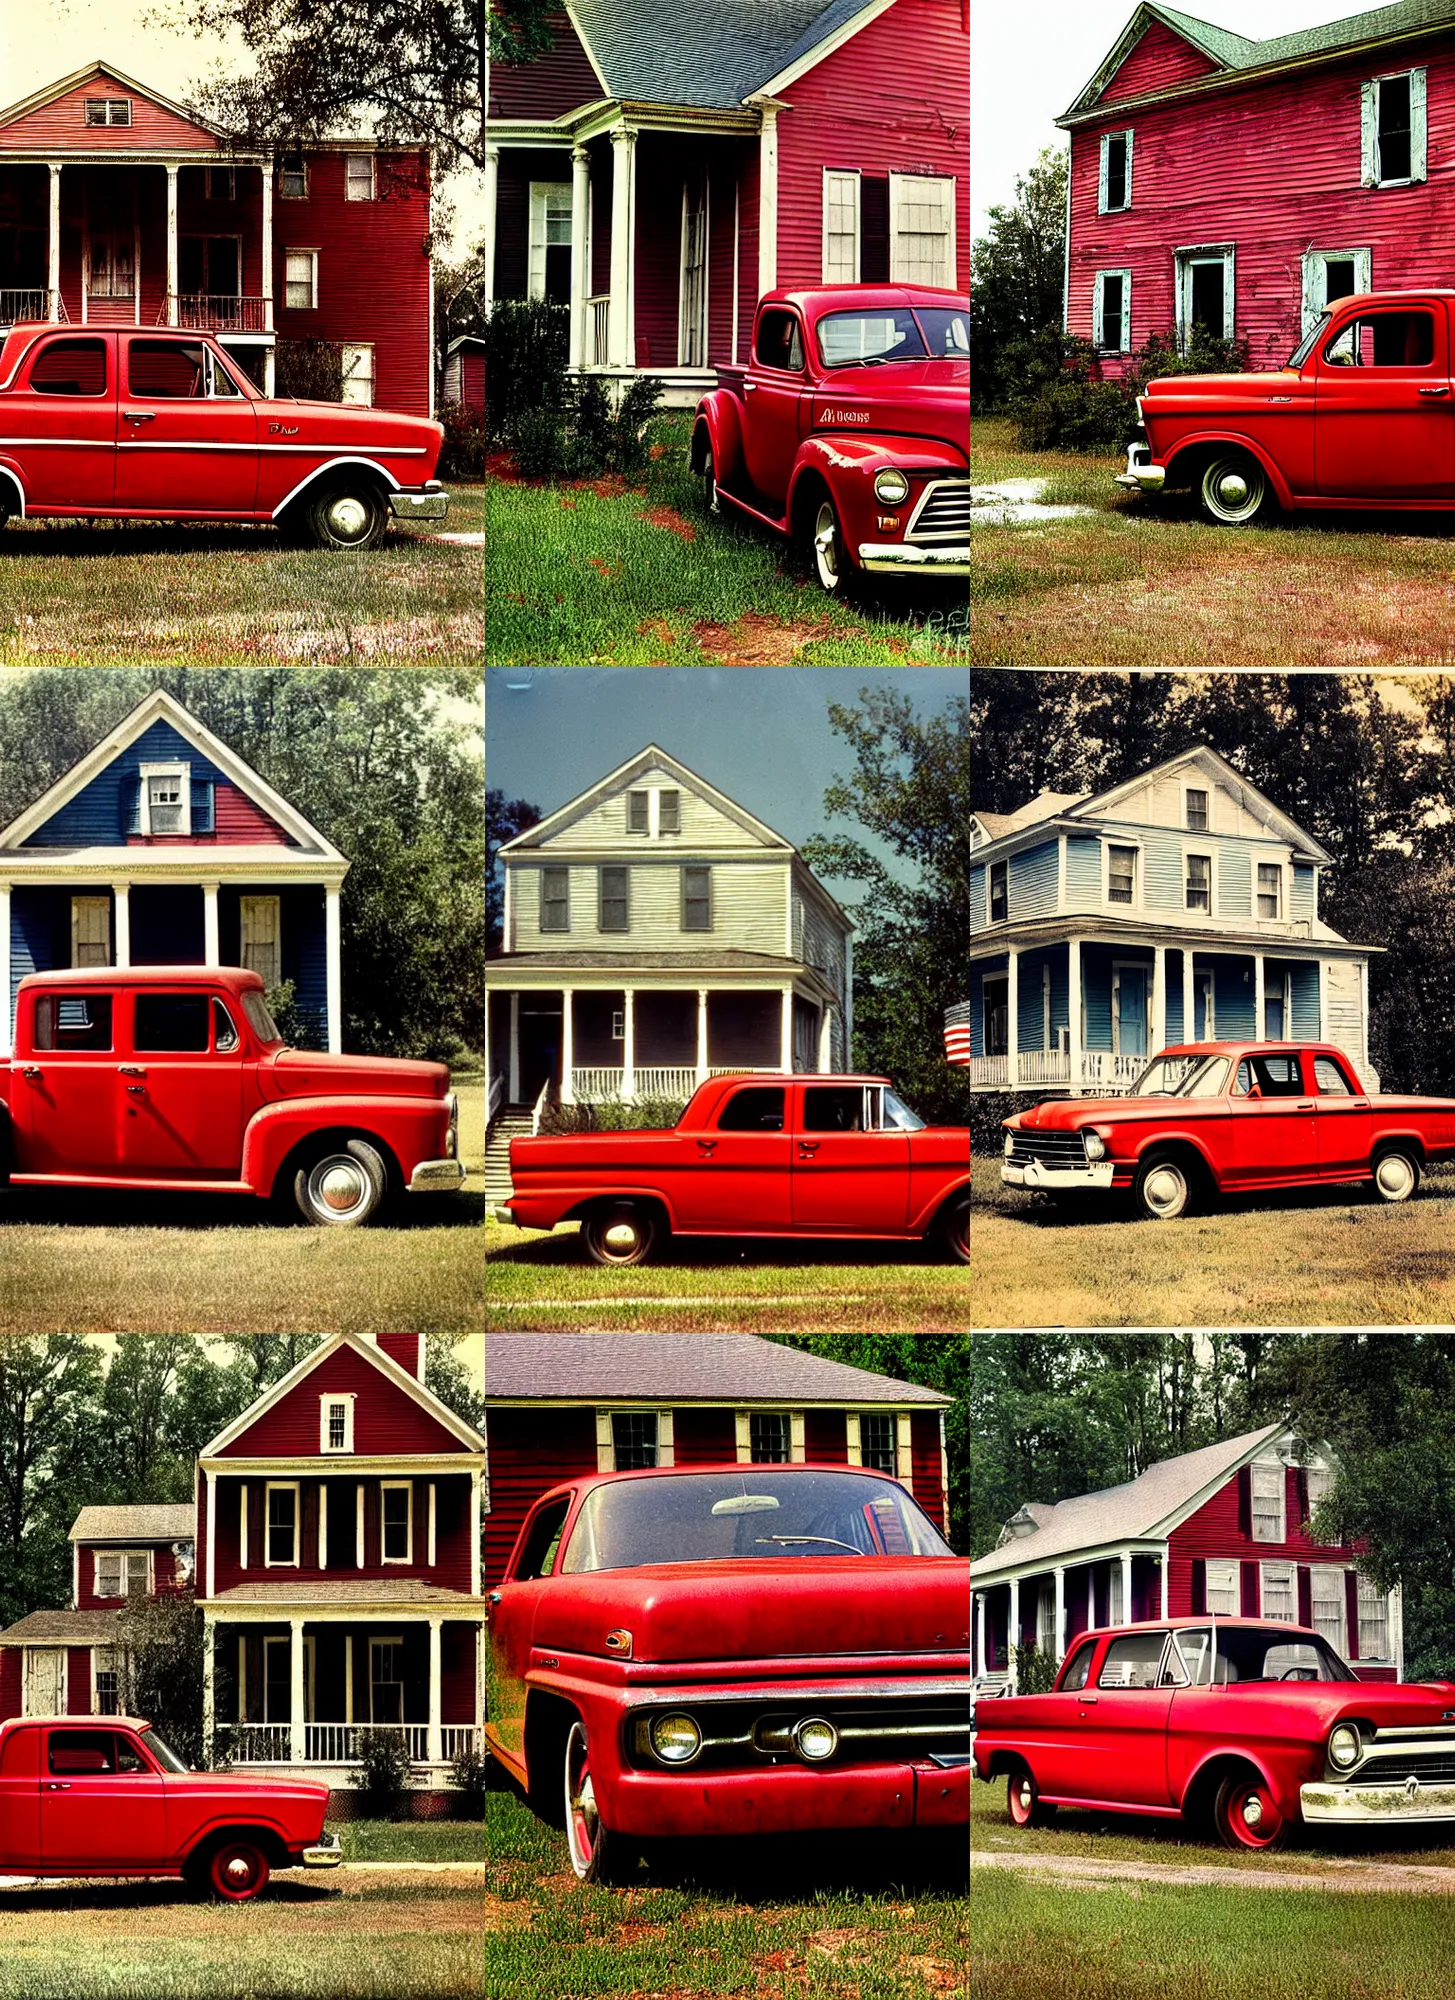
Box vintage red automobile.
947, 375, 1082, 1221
692, 285, 969, 592
973, 1616, 1455, 1852
0, 323, 446, 547
0, 1715, 337, 1897
0, 965, 464, 1225
1118, 291, 1455, 527
1001, 1040, 1455, 1220
500, 1073, 970, 1264
485, 1465, 971, 1883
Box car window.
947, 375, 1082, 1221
1061, 1639, 1095, 1691
802, 1086, 867, 1132
1323, 310, 1435, 369
48, 1729, 122, 1775
1313, 1055, 1354, 1096
213, 998, 240, 1053
128, 341, 208, 398
1097, 1631, 1168, 1689
818, 308, 929, 368
755, 310, 805, 372
1233, 1053, 1304, 1098
26, 338, 107, 396
716, 1086, 785, 1133
513, 1497, 571, 1580
32, 994, 112, 1051
133, 993, 211, 1053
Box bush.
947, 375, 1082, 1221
506, 374, 667, 482
449, 1746, 486, 1817
1011, 1643, 1059, 1695
1009, 322, 1251, 455
275, 337, 345, 402
117, 1587, 205, 1769
350, 1727, 413, 1817
438, 400, 486, 479
539, 1093, 688, 1134
483, 299, 570, 446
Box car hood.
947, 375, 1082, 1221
264, 1047, 450, 1101
532, 1558, 971, 1663
1007, 1094, 1176, 1131
811, 362, 970, 452
1143, 370, 1303, 404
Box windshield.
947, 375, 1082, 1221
241, 989, 283, 1044
559, 1470, 955, 1573
1174, 1625, 1356, 1685
915, 307, 969, 356
883, 1088, 926, 1131
141, 1728, 190, 1772
1131, 1053, 1231, 1098
1287, 314, 1329, 369
818, 308, 929, 368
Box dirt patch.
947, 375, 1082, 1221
636, 618, 679, 650
691, 612, 833, 664
637, 505, 697, 542
971, 1850, 1455, 1895
585, 474, 647, 500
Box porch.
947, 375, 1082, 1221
972, 1550, 1169, 1692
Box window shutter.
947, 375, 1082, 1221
1192, 1558, 1206, 1615
1097, 133, 1109, 214
1236, 1465, 1251, 1537
193, 778, 215, 833
1123, 129, 1133, 208
1297, 1566, 1312, 1626
125, 777, 141, 835
1360, 78, 1377, 186
1412, 67, 1428, 181
1093, 273, 1104, 348
1240, 1560, 1257, 1616
1120, 272, 1131, 354
1344, 1570, 1360, 1658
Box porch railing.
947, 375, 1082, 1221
442, 1725, 481, 1760
569, 1066, 705, 1102
0, 289, 66, 324
305, 1722, 429, 1762
228, 1723, 291, 1763
967, 1049, 1149, 1093
571, 1067, 624, 1102
634, 1067, 698, 1097
162, 294, 271, 331
226, 1721, 456, 1764
588, 295, 610, 365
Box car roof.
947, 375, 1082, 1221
1157, 1041, 1347, 1058
0, 1713, 153, 1728
761, 284, 969, 315
16, 964, 265, 992
1075, 1617, 1321, 1636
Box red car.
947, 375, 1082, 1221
0, 1715, 337, 1897
692, 285, 969, 593
1002, 1040, 1455, 1220
1118, 290, 1455, 528
485, 1465, 971, 1883
973, 1617, 1455, 1852
500, 1073, 971, 1265
2, 965, 464, 1225
0, 323, 446, 548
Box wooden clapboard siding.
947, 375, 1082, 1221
0, 72, 222, 152
217, 1344, 462, 1457
67, 1647, 92, 1715
510, 857, 790, 955
484, 1406, 598, 1588
487, 11, 602, 121
909, 1411, 946, 1529
441, 1623, 478, 1723
1099, 19, 1220, 104
540, 765, 777, 853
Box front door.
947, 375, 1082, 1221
2, 333, 117, 510
116, 989, 245, 1178
789, 1081, 911, 1232
25, 1650, 63, 1718
742, 307, 808, 508
679, 181, 707, 367
1071, 1629, 1176, 1808
1113, 965, 1148, 1059
1194, 972, 1215, 1040
14, 988, 127, 1177
1315, 302, 1455, 498
88, 230, 135, 317
114, 335, 259, 513
668, 1081, 793, 1230
39, 1727, 166, 1868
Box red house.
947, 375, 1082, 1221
971, 1423, 1402, 1690
1057, 0, 1455, 374
482, 1331, 954, 1587
0, 61, 435, 414
486, 0, 969, 402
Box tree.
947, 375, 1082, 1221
426, 1342, 484, 1435
436, 233, 488, 376
97, 1337, 203, 1504
488, 0, 555, 66
0, 1336, 107, 1627
487, 790, 542, 948
970, 148, 1068, 411
119, 1588, 207, 1767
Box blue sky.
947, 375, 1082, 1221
486, 667, 967, 887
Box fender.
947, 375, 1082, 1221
1126, 1124, 1222, 1182
910, 1174, 970, 1235
1163, 431, 1296, 511
270, 456, 403, 520
1182, 1744, 1297, 1822
797, 432, 969, 477
174, 1808, 300, 1862
692, 391, 744, 489
1368, 1122, 1429, 1160
509, 1183, 683, 1233
0, 459, 26, 518
240, 1095, 435, 1195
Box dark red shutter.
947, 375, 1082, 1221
1241, 1561, 1258, 1616
1192, 1559, 1206, 1615
1298, 1567, 1312, 1626
1236, 1466, 1252, 1539
1345, 1572, 1361, 1659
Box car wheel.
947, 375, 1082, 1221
1006, 1767, 1055, 1829
581, 1203, 661, 1266
1198, 451, 1270, 527
938, 1192, 970, 1264
302, 480, 390, 551
207, 1838, 271, 1901
1372, 1146, 1420, 1204
701, 439, 720, 516
292, 1139, 388, 1226
809, 494, 849, 593
564, 1720, 639, 1885
1213, 1772, 1287, 1851
1132, 1152, 1195, 1221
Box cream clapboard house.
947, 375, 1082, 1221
486, 745, 854, 1196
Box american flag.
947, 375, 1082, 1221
944, 1001, 970, 1066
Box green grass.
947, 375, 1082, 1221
486, 415, 969, 664
0, 1074, 484, 1335
488, 1778, 966, 1999
485, 1219, 970, 1330
332, 1818, 483, 1861
0, 486, 482, 666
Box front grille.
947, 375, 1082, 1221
1007, 1131, 1089, 1168
1352, 1755, 1455, 1786
909, 480, 971, 542
627, 1694, 971, 1773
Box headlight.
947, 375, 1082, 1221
1004, 1134, 1016, 1159
649, 1712, 702, 1764
1083, 1131, 1108, 1161
1328, 1723, 1361, 1770
794, 1717, 839, 1762
874, 468, 910, 505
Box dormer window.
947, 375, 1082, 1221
85, 98, 132, 127
381, 1481, 412, 1562
140, 764, 189, 836
1185, 788, 1209, 832
95, 1551, 149, 1598
319, 1392, 355, 1452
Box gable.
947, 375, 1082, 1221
1099, 17, 1220, 102
218, 1344, 467, 1458
0, 69, 221, 153
489, 9, 604, 119
18, 721, 294, 849
533, 763, 780, 854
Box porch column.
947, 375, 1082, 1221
621, 988, 635, 1098
1160, 1550, 1170, 1621
483, 144, 499, 311
1007, 1578, 1020, 1690
1361, 958, 1371, 1074
260, 161, 274, 332
166, 164, 179, 325
1254, 952, 1265, 1041
976, 1593, 987, 1677
569, 144, 590, 370
817, 1007, 832, 1072
0, 882, 10, 1059
1183, 952, 1196, 1044
756, 104, 779, 295
695, 986, 708, 1087
47, 165, 60, 320
508, 993, 521, 1103
345, 1634, 353, 1725
1120, 1552, 1133, 1625
112, 882, 131, 969
1067, 936, 1082, 1090
202, 1610, 215, 1766
1006, 947, 1019, 1087
202, 881, 220, 967
607, 127, 637, 371
289, 1616, 305, 1764
779, 988, 792, 1072
1319, 961, 1330, 1042
1153, 944, 1167, 1053
427, 1616, 443, 1765
1053, 1564, 1065, 1662
325, 884, 342, 1055
560, 989, 575, 1104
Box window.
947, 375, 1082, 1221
803, 1085, 869, 1132
1107, 844, 1137, 905
889, 173, 954, 287
756, 309, 805, 372
1205, 1560, 1240, 1616
284, 249, 318, 309
611, 1009, 624, 1041
180, 233, 241, 298
370, 1637, 404, 1722
527, 181, 572, 303
1363, 69, 1426, 187
983, 975, 1008, 1059
1099, 130, 1133, 213
1324, 309, 1434, 368
1036, 1583, 1055, 1658
540, 866, 569, 933
129, 344, 212, 400
1098, 1631, 1167, 1689
266, 1484, 298, 1566
750, 1412, 791, 1463
341, 343, 375, 407
1185, 853, 1211, 913
1185, 788, 1209, 831
1257, 864, 1282, 920
682, 866, 711, 931
1094, 270, 1130, 353
1261, 1561, 1296, 1621
989, 860, 1008, 923
94, 1649, 118, 1715
658, 790, 680, 834
27, 338, 106, 397
599, 866, 629, 933
1061, 1640, 1095, 1692
381, 1482, 412, 1562
84, 98, 132, 126
95, 1551, 149, 1598
1301, 248, 1372, 333
345, 153, 375, 201
680, 179, 708, 366
71, 897, 111, 970
514, 1497, 570, 1581
132, 993, 210, 1052
860, 1411, 896, 1474
1264, 973, 1289, 1040
213, 998, 239, 1053
239, 895, 281, 989
1305, 1464, 1337, 1542
319, 1394, 355, 1452
1251, 1461, 1286, 1542
627, 790, 649, 834
1234, 1053, 1303, 1097
34, 993, 111, 1050
140, 765, 188, 833
206, 165, 236, 202
1313, 1055, 1355, 1096
1176, 245, 1234, 347
1357, 1574, 1389, 1657
279, 153, 308, 199
1309, 1567, 1346, 1652
822, 169, 860, 283
611, 1412, 659, 1470
716, 1086, 785, 1132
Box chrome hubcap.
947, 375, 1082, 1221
1241, 1795, 1264, 1828
1218, 474, 1249, 506
1379, 1156, 1414, 1198
327, 495, 370, 539
815, 504, 838, 580
1018, 1781, 1032, 1810
1145, 1167, 1186, 1216
312, 1159, 367, 1214
225, 1854, 252, 1883
604, 1222, 639, 1251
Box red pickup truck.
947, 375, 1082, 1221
692, 285, 969, 592
0, 1714, 336, 1898
1118, 290, 1455, 527
501, 1073, 970, 1265
1002, 1041, 1455, 1219
0, 964, 463, 1225
487, 1465, 970, 1884
0, 323, 446, 548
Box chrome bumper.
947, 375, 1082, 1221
1302, 1780, 1455, 1823
857, 542, 970, 574
490, 1204, 517, 1226
302, 1835, 343, 1868
1115, 442, 1166, 494
391, 482, 449, 521
409, 1158, 467, 1193
1002, 1160, 1115, 1190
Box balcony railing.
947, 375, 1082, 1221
161, 295, 271, 331
0, 289, 66, 325
588, 294, 609, 365
305, 1722, 428, 1762
224, 1721, 475, 1765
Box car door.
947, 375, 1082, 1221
40, 1727, 166, 1868
1308, 1049, 1373, 1179
1314, 302, 1455, 498
114, 336, 259, 513
790, 1082, 911, 1232
742, 308, 809, 509
0, 1723, 40, 1868
1065, 1629, 1177, 1808
1, 332, 117, 510
117, 990, 245, 1177
488, 1493, 573, 1766
1019, 1635, 1102, 1799
1226, 1052, 1319, 1187
669, 1082, 793, 1231
13, 988, 126, 1177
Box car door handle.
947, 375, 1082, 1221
1267, 395, 1293, 403
1298, 1101, 1316, 1110
744, 382, 758, 392
42, 1782, 69, 1791
1078, 1694, 1098, 1705
126, 1085, 145, 1096
696, 1139, 717, 1154
118, 1066, 146, 1077
798, 1141, 820, 1155
1420, 386, 1452, 397
21, 1066, 40, 1082
123, 410, 156, 423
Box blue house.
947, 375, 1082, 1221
0, 691, 349, 1053
967, 746, 1378, 1095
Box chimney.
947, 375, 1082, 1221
377, 1333, 425, 1379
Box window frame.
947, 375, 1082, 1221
69, 896, 111, 971
205, 165, 237, 203
1357, 1572, 1390, 1658
1183, 847, 1215, 916
748, 1410, 793, 1465
527, 179, 573, 302
1182, 782, 1211, 833
94, 1548, 152, 1599
1259, 1559, 1297, 1623
318, 1392, 356, 1454
1204, 1559, 1240, 1617
138, 762, 191, 837
1098, 128, 1134, 214
598, 864, 629, 934
24, 335, 109, 397
1304, 1464, 1337, 1544
626, 789, 650, 835
278, 154, 309, 200
539, 865, 570, 934
1250, 1459, 1287, 1543
1174, 243, 1236, 349
84, 98, 132, 127
345, 152, 376, 202
264, 1480, 300, 1569
681, 864, 712, 932
1256, 858, 1286, 922
1102, 837, 1141, 911
887, 171, 955, 288
981, 970, 1009, 1060
380, 1480, 413, 1564
239, 894, 281, 990
283, 248, 318, 310
858, 1409, 896, 1475
1110, 958, 1152, 1059
658, 789, 681, 834
988, 858, 1008, 924
822, 167, 861, 284
1363, 68, 1427, 189
1094, 268, 1132, 355
608, 1409, 660, 1472
1300, 247, 1372, 334
341, 342, 375, 407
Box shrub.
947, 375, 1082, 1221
275, 337, 345, 403
350, 1727, 413, 1818
505, 373, 667, 482
1009, 322, 1251, 455
449, 1746, 486, 1817
540, 1094, 688, 1134
1011, 1643, 1059, 1695
438, 400, 487, 479
483, 299, 570, 446
117, 1587, 206, 1769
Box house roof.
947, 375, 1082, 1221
484, 1332, 952, 1406
970, 1424, 1286, 1581
499, 742, 797, 856
567, 0, 891, 109
0, 1608, 122, 1645
198, 1331, 484, 1459
70, 1505, 194, 1544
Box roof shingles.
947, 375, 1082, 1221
570, 0, 876, 108
485, 1332, 951, 1405
70, 1504, 194, 1544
